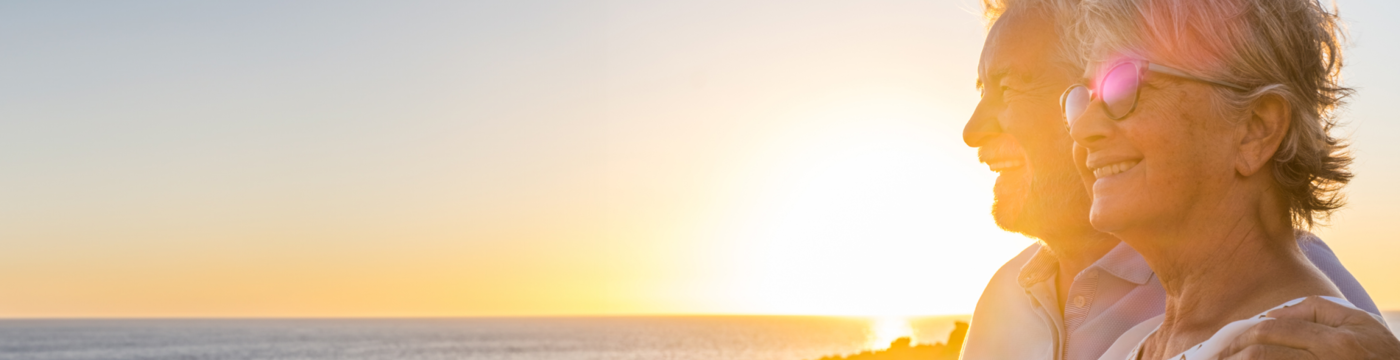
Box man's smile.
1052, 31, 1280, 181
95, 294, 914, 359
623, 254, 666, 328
986, 159, 1025, 172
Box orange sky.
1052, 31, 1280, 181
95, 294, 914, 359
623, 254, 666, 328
1, 0, 1398, 318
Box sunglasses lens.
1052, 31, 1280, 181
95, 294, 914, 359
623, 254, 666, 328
1062, 85, 1091, 127
1101, 63, 1140, 118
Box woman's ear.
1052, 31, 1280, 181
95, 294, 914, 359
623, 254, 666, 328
1236, 94, 1291, 176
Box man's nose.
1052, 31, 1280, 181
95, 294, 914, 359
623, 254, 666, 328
1068, 101, 1115, 149
964, 98, 1003, 147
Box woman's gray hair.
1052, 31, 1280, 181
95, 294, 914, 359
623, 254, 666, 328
1073, 0, 1353, 228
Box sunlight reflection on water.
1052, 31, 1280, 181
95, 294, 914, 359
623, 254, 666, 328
865, 316, 915, 350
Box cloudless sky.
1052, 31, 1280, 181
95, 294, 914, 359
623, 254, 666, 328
0, 0, 1397, 317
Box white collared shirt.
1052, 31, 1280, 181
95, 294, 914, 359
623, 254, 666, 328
1105, 296, 1357, 360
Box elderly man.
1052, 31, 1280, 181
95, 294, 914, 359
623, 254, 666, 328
958, 1, 1400, 360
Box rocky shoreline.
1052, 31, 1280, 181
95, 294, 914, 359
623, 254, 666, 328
812, 321, 967, 360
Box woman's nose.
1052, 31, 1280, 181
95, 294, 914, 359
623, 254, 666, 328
1069, 101, 1115, 149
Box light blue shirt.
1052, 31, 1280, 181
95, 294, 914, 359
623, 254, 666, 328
959, 233, 1379, 360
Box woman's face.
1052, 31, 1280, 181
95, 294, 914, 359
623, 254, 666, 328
1069, 64, 1242, 235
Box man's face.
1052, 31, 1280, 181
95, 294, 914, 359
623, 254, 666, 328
964, 10, 1093, 240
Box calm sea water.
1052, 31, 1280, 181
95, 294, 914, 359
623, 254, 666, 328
0, 316, 969, 360
1, 313, 1392, 360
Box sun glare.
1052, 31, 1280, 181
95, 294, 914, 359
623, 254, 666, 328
708, 94, 1034, 316
867, 316, 916, 349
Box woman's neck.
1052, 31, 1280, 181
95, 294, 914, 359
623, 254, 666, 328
1123, 206, 1339, 359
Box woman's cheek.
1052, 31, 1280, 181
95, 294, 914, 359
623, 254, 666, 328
1073, 144, 1094, 195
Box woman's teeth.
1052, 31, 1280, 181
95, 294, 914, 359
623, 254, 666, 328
1092, 160, 1139, 179
988, 160, 1024, 171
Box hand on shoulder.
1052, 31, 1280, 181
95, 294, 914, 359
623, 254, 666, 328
1221, 296, 1400, 360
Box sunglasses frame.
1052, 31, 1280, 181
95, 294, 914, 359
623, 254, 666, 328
1060, 61, 1250, 125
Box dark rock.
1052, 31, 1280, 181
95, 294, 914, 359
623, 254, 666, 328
810, 321, 968, 360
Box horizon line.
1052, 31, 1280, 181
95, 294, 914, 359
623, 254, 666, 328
8, 309, 1397, 320
0, 313, 978, 320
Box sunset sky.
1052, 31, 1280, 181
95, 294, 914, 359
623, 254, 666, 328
2, 0, 1398, 318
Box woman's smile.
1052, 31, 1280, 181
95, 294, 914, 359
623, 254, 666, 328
1090, 159, 1140, 179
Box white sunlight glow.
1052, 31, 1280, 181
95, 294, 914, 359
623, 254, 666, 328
708, 93, 1034, 316
867, 316, 916, 349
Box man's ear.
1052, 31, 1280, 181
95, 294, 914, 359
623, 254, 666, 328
1237, 94, 1291, 177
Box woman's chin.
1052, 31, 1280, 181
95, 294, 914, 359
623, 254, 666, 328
1088, 200, 1134, 235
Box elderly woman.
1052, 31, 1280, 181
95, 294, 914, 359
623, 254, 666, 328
1061, 0, 1388, 359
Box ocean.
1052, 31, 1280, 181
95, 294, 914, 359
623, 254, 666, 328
0, 316, 968, 360
0, 313, 1393, 360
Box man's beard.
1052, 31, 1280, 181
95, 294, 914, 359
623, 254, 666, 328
991, 156, 1091, 241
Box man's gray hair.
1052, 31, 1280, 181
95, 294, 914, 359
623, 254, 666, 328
981, 0, 1085, 70
981, 0, 1074, 26
1072, 0, 1353, 227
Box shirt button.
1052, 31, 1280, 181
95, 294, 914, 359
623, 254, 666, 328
1073, 296, 1086, 307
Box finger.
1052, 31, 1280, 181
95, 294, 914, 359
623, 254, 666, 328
1224, 318, 1335, 354
1267, 296, 1380, 328
1220, 344, 1316, 360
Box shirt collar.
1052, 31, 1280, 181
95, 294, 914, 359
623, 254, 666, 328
1016, 241, 1154, 288
1016, 244, 1059, 288
1094, 241, 1154, 285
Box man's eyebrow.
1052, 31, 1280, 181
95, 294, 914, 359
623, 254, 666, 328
976, 68, 1010, 91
